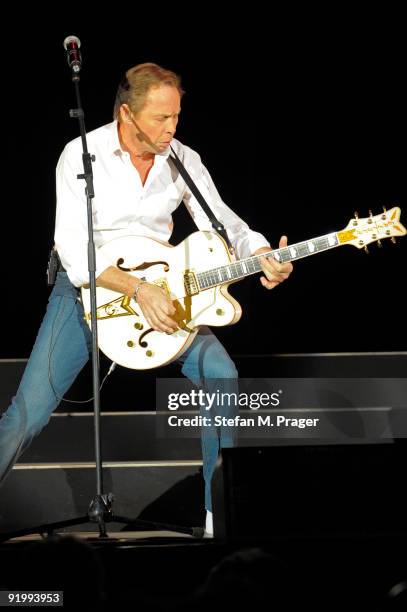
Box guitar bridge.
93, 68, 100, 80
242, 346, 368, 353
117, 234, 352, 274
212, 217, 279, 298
184, 270, 199, 296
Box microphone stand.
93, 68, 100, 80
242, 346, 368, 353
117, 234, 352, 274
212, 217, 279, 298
65, 45, 111, 537
0, 39, 203, 543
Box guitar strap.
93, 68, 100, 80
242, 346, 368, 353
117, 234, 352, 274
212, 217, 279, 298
168, 145, 234, 255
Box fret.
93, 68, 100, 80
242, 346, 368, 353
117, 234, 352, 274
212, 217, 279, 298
220, 267, 229, 282
247, 258, 258, 272
210, 271, 219, 284
315, 237, 328, 250
296, 242, 310, 258
235, 262, 244, 277
278, 248, 291, 263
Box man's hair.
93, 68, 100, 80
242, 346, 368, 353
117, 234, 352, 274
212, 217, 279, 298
113, 62, 184, 121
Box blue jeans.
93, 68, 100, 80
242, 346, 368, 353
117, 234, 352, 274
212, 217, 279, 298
0, 272, 238, 513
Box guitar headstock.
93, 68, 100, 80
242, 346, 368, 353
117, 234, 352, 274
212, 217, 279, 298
337, 207, 406, 249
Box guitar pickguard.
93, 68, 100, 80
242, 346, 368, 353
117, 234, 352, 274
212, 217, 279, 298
85, 295, 139, 321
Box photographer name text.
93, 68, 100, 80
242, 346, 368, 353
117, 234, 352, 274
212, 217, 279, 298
167, 415, 320, 429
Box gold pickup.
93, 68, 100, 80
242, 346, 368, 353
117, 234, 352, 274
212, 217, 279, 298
184, 270, 199, 296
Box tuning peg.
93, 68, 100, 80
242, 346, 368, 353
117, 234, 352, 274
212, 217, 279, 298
364, 245, 369, 254
391, 237, 397, 244
368, 210, 373, 223
382, 206, 387, 220
353, 211, 359, 226
377, 240, 382, 248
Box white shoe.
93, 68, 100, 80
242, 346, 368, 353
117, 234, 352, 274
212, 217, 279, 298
204, 510, 214, 537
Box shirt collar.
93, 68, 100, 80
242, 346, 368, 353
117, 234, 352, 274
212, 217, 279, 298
109, 120, 123, 155
108, 120, 173, 161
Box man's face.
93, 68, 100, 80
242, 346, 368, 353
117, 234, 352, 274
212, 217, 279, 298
127, 84, 181, 154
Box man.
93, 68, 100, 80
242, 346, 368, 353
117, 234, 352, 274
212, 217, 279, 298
0, 63, 293, 536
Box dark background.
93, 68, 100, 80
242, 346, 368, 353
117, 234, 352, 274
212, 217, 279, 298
2, 10, 405, 359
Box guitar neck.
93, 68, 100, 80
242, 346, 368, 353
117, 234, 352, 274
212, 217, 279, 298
197, 231, 342, 290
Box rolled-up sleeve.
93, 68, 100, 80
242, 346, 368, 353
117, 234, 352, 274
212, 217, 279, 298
182, 150, 270, 259
54, 145, 112, 287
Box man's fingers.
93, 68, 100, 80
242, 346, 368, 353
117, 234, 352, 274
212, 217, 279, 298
261, 276, 279, 289
164, 302, 176, 316
262, 255, 291, 274
150, 319, 177, 333
279, 235, 288, 248
259, 236, 292, 290
261, 256, 293, 278
157, 309, 178, 331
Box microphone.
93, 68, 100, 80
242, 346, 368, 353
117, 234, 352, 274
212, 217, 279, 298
63, 35, 82, 73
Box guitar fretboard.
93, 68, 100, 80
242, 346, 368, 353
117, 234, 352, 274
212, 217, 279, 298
197, 232, 339, 290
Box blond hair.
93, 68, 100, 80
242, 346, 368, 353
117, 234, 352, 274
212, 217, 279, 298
113, 62, 184, 120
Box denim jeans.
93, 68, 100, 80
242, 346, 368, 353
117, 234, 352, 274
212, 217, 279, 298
0, 272, 238, 513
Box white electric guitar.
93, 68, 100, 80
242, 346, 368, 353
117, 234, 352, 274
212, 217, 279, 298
81, 207, 406, 370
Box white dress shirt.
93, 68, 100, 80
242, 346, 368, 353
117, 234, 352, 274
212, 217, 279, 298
54, 121, 270, 287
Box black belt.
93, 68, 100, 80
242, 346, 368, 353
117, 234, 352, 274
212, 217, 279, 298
47, 249, 65, 286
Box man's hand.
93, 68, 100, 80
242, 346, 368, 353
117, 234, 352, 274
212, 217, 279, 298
253, 235, 293, 290
136, 283, 178, 333
96, 266, 178, 333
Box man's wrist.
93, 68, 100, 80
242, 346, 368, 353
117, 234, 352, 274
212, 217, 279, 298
133, 279, 148, 302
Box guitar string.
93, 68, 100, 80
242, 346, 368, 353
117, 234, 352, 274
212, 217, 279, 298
197, 234, 339, 289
